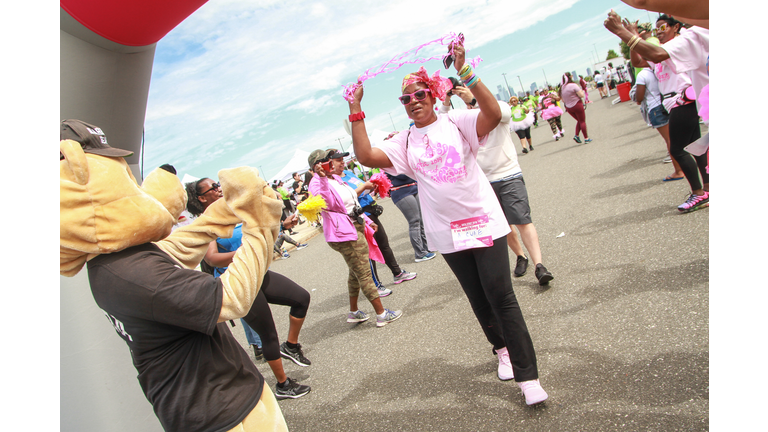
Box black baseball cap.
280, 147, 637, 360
60, 119, 133, 157
328, 149, 349, 160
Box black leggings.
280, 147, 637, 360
242, 270, 311, 361
442, 238, 539, 382
515, 128, 532, 140
669, 103, 708, 191
364, 210, 401, 277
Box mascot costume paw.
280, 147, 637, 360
60, 119, 288, 432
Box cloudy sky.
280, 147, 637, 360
142, 0, 661, 182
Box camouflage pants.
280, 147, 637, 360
547, 116, 563, 135
328, 222, 379, 302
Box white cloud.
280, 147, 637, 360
142, 0, 588, 176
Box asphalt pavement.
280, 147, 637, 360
231, 90, 709, 431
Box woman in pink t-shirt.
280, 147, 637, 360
559, 73, 591, 143
347, 40, 549, 406
605, 12, 708, 212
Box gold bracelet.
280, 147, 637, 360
627, 35, 637, 48
629, 36, 641, 51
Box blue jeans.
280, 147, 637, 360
648, 104, 670, 128
240, 318, 262, 347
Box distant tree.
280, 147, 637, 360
606, 49, 620, 60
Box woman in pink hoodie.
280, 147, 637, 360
307, 149, 403, 328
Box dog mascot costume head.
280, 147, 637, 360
60, 119, 287, 431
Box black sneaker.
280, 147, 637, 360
529, 144, 534, 151
280, 342, 311, 367
522, 148, 528, 154
275, 377, 311, 400
535, 264, 554, 285
252, 345, 263, 361
514, 255, 528, 277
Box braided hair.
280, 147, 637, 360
185, 178, 210, 217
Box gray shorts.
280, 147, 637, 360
490, 176, 532, 225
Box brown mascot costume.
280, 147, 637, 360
60, 119, 288, 431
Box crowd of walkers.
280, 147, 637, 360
61, 0, 709, 429
173, 9, 709, 417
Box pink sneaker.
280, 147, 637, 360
496, 347, 514, 381
518, 379, 548, 405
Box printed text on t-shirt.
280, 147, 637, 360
102, 310, 134, 342
413, 137, 468, 184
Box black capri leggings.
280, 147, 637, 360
242, 270, 311, 361
442, 238, 539, 382
515, 127, 532, 140
669, 102, 708, 191
363, 209, 402, 278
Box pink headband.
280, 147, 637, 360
401, 66, 452, 102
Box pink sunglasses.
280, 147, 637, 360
399, 88, 432, 105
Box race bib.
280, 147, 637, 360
451, 215, 492, 251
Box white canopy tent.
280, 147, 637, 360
268, 149, 311, 185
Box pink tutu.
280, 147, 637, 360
541, 105, 563, 120
510, 112, 535, 131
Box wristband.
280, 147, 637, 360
349, 112, 366, 122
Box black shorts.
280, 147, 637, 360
515, 128, 531, 139
490, 177, 532, 225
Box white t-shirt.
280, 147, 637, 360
660, 26, 709, 111
476, 101, 522, 181
635, 68, 662, 110
595, 73, 604, 84
328, 175, 361, 214
375, 110, 511, 254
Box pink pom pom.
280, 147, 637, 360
369, 172, 393, 198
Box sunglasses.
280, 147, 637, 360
200, 182, 220, 195
399, 88, 432, 105
656, 22, 669, 33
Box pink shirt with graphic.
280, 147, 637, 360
659, 26, 709, 112
648, 57, 691, 114
375, 110, 510, 254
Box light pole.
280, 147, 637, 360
517, 75, 525, 97
388, 113, 397, 131
542, 69, 549, 88
335, 137, 345, 153
501, 73, 513, 100
593, 43, 601, 63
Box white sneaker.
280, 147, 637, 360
518, 379, 548, 405
346, 310, 369, 323
376, 309, 402, 327
496, 347, 514, 381
377, 287, 392, 297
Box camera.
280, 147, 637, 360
448, 77, 464, 95
348, 205, 364, 224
